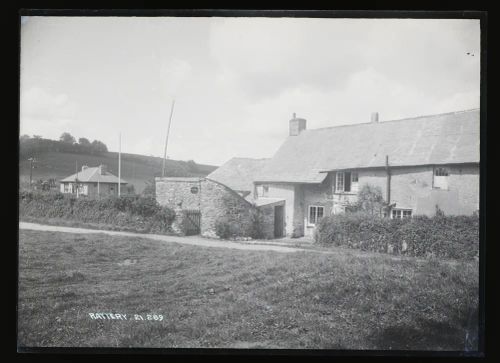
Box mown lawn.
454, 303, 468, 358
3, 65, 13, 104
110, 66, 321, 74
17, 230, 479, 350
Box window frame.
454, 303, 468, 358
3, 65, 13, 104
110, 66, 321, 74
391, 208, 413, 219
335, 172, 345, 192
335, 171, 358, 193
308, 205, 325, 226
433, 166, 450, 190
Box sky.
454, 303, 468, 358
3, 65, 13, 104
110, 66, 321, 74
20, 16, 480, 166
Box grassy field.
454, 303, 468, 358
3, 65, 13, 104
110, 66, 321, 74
18, 230, 479, 350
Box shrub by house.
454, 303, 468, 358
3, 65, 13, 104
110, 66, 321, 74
314, 212, 479, 260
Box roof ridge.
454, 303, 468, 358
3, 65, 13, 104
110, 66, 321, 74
306, 108, 479, 133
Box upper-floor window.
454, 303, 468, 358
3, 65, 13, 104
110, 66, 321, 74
335, 171, 359, 193
434, 167, 449, 190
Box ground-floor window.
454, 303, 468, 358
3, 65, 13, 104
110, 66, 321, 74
391, 208, 413, 219
308, 205, 325, 225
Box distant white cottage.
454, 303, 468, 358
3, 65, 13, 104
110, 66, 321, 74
60, 164, 127, 197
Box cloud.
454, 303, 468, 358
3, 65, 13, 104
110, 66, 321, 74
159, 58, 193, 98
209, 18, 366, 99
20, 87, 78, 137
208, 18, 480, 105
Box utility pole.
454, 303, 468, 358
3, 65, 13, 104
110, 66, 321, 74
28, 157, 36, 189
75, 160, 79, 198
162, 99, 176, 177
118, 132, 121, 197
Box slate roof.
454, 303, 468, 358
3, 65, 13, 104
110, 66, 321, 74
60, 167, 127, 184
256, 109, 480, 184
207, 157, 269, 192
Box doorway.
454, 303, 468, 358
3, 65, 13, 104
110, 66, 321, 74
274, 205, 284, 238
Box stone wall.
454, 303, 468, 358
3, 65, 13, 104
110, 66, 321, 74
155, 177, 202, 210
155, 177, 275, 238
199, 178, 256, 238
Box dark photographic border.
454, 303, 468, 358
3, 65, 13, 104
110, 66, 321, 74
13, 6, 489, 359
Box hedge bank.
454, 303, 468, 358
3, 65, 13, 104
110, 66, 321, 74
19, 191, 176, 234
314, 213, 479, 260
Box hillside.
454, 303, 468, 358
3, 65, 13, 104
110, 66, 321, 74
19, 150, 218, 193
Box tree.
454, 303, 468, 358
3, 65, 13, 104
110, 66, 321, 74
78, 137, 91, 146
350, 184, 385, 216
20, 134, 30, 142
91, 140, 108, 153
60, 132, 76, 144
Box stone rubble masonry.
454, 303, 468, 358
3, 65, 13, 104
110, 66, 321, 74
155, 177, 275, 239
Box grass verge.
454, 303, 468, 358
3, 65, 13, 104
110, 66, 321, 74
18, 230, 479, 350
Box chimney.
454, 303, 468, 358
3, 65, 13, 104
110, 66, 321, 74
371, 112, 379, 123
81, 165, 88, 172
289, 113, 307, 136
99, 164, 107, 175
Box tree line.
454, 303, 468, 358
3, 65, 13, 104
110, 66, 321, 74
20, 132, 108, 158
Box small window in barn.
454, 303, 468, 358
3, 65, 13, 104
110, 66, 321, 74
434, 167, 449, 190
351, 172, 359, 183
308, 206, 325, 225
391, 209, 412, 219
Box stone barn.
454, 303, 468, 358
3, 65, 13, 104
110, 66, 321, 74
155, 177, 284, 239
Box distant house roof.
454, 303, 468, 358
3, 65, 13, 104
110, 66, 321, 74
207, 157, 269, 192
60, 166, 127, 184
256, 109, 480, 184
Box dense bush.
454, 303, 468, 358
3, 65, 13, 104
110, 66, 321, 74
247, 209, 265, 239
214, 220, 241, 239
19, 191, 176, 234
314, 212, 479, 260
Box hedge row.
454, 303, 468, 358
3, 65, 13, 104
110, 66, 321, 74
314, 213, 479, 260
19, 190, 176, 234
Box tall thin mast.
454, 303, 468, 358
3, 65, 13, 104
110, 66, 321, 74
75, 160, 79, 198
118, 132, 121, 197
162, 99, 176, 177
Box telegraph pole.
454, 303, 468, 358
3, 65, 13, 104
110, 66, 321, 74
28, 157, 36, 189
118, 132, 121, 197
75, 160, 79, 198
162, 99, 175, 177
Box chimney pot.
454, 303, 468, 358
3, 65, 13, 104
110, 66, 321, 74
289, 114, 307, 136
371, 112, 379, 123
99, 164, 107, 175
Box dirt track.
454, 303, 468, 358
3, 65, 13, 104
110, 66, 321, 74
19, 222, 312, 253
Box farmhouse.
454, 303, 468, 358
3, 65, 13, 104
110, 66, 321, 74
254, 109, 480, 237
156, 109, 479, 239
60, 164, 127, 197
